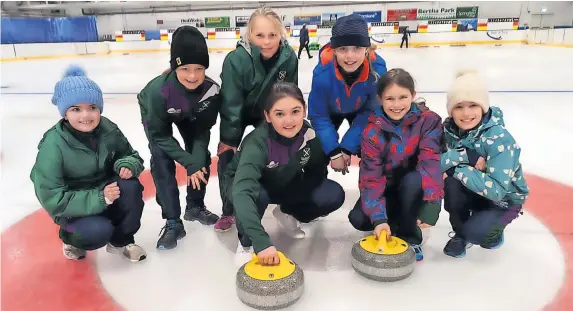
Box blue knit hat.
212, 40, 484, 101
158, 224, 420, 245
51, 65, 103, 117
330, 14, 370, 48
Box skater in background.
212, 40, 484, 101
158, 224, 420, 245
441, 69, 528, 258
297, 24, 313, 59
30, 65, 147, 262
308, 13, 387, 176
350, 68, 444, 262
214, 7, 299, 232
400, 26, 410, 49
137, 25, 221, 250
223, 82, 345, 266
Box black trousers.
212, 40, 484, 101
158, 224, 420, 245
349, 171, 424, 245
60, 178, 144, 250
236, 179, 345, 248
298, 41, 311, 58
444, 176, 522, 245
147, 120, 210, 220
218, 114, 264, 217
400, 37, 409, 48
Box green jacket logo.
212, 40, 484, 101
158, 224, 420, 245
300, 147, 311, 165
278, 71, 287, 81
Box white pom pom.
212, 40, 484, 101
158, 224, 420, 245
63, 65, 86, 78
455, 68, 478, 78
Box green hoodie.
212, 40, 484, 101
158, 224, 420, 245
219, 39, 299, 147
441, 107, 529, 205
30, 117, 144, 225
223, 121, 328, 252
137, 71, 221, 175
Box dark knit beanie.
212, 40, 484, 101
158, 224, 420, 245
170, 26, 209, 70
330, 14, 370, 48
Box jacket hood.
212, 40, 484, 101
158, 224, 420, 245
444, 106, 505, 141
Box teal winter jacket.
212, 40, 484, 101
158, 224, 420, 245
441, 107, 529, 205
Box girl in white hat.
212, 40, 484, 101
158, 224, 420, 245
441, 69, 529, 258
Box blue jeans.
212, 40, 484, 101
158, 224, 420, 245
59, 178, 144, 250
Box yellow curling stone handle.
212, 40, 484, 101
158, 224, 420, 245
244, 251, 296, 281
359, 230, 410, 255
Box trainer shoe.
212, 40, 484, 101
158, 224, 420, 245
157, 219, 186, 250
411, 244, 424, 261
106, 243, 147, 262
235, 243, 254, 267
62, 243, 86, 260
443, 232, 471, 258
273, 206, 305, 239
184, 203, 219, 225
214, 215, 236, 232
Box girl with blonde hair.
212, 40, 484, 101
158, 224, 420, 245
214, 7, 299, 232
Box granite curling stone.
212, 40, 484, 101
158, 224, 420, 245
351, 230, 416, 282
236, 251, 304, 310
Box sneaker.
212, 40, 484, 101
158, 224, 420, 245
235, 243, 254, 267
411, 244, 423, 261
184, 204, 219, 225
62, 243, 86, 260
481, 232, 505, 249
106, 243, 147, 262
157, 219, 186, 250
443, 232, 471, 258
214, 215, 235, 232
273, 206, 305, 239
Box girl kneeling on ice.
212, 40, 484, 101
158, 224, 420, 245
30, 65, 146, 262
224, 82, 345, 266
308, 13, 387, 175
441, 69, 528, 258
351, 68, 444, 261
214, 7, 299, 232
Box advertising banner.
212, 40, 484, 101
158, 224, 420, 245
387, 9, 418, 21
235, 16, 249, 27
354, 11, 382, 23
417, 7, 456, 20
321, 12, 345, 26
458, 19, 478, 31
293, 14, 321, 26
181, 18, 204, 27
456, 6, 479, 19
205, 16, 230, 28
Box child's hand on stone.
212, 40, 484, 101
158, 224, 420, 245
374, 223, 392, 241
257, 246, 280, 266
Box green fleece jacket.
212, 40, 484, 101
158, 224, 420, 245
219, 39, 299, 147
30, 117, 144, 225
137, 71, 221, 175
224, 121, 328, 253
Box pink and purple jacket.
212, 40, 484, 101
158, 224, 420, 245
359, 103, 444, 224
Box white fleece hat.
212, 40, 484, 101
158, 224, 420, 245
446, 69, 489, 116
